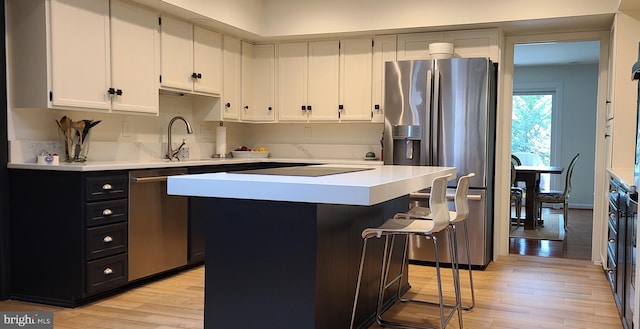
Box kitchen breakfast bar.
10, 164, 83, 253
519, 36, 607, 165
167, 164, 456, 329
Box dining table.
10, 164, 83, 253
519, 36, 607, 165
514, 165, 564, 230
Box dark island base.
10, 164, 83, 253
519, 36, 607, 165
203, 195, 411, 329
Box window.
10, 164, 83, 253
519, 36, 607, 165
512, 92, 555, 189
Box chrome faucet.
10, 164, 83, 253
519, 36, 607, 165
166, 116, 194, 161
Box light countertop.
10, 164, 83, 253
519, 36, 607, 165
7, 157, 382, 172
167, 164, 456, 206
608, 167, 637, 193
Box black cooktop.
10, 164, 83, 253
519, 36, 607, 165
229, 166, 373, 177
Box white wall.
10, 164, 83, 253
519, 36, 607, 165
161, 0, 265, 35
137, 0, 618, 38
513, 63, 598, 208
263, 0, 617, 37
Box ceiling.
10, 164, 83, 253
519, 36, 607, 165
513, 40, 601, 66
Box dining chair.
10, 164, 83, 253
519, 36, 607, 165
535, 153, 580, 229
350, 174, 463, 329
510, 156, 524, 226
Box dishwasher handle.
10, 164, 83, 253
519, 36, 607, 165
130, 174, 184, 184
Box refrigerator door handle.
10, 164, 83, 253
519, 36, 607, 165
424, 68, 433, 166
410, 192, 483, 202
432, 68, 441, 166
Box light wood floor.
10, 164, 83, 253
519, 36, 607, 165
0, 254, 622, 329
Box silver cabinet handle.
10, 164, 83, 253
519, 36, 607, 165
102, 183, 113, 190
103, 236, 113, 243
102, 209, 113, 216
103, 268, 113, 275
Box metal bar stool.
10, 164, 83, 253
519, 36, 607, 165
401, 173, 476, 310
447, 173, 476, 310
350, 174, 462, 329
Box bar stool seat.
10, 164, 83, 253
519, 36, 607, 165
350, 174, 463, 329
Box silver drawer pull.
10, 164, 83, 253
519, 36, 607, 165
102, 209, 113, 216
609, 238, 615, 243
102, 183, 113, 190
103, 268, 113, 275
103, 236, 113, 243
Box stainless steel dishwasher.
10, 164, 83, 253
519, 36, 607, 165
129, 168, 188, 281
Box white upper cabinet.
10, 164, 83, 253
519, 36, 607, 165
160, 15, 222, 95
110, 0, 159, 114
278, 41, 339, 122
445, 29, 501, 61
7, 0, 159, 114
222, 35, 242, 120
193, 26, 223, 95
241, 42, 275, 121
49, 0, 111, 110
307, 41, 340, 121
396, 29, 501, 62
159, 15, 192, 91
339, 38, 373, 121
396, 32, 445, 60
277, 42, 309, 121
372, 35, 397, 123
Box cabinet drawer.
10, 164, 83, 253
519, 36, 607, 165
85, 175, 128, 201
86, 199, 128, 227
606, 251, 617, 290
87, 223, 127, 260
608, 220, 618, 258
610, 188, 620, 206
86, 254, 128, 295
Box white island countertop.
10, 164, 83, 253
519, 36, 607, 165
167, 164, 456, 206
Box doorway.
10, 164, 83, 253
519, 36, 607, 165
502, 35, 608, 262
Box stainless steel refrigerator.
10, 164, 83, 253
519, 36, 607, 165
383, 58, 497, 269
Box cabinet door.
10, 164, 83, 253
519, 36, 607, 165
307, 40, 339, 121
339, 38, 373, 121
223, 36, 241, 120
277, 42, 308, 121
49, 0, 111, 110
396, 32, 445, 60
445, 29, 500, 61
194, 26, 222, 95
242, 44, 275, 121
160, 15, 193, 91
110, 0, 158, 114
372, 35, 397, 123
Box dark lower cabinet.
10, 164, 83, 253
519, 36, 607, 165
607, 176, 636, 329
9, 169, 129, 307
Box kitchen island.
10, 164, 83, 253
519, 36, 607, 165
167, 164, 455, 329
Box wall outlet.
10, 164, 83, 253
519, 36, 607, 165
201, 126, 213, 138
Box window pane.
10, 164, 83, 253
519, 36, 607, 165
511, 94, 553, 166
